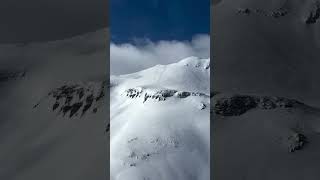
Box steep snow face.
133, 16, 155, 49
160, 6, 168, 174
212, 93, 320, 180
110, 57, 210, 180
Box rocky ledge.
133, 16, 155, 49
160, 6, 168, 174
124, 87, 209, 103
213, 94, 304, 116
34, 81, 106, 118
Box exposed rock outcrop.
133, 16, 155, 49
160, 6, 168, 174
124, 87, 209, 103
287, 132, 307, 152
34, 81, 106, 118
213, 94, 303, 116
305, 1, 320, 24
237, 7, 289, 19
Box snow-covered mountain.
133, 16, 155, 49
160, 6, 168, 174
212, 0, 320, 179
212, 92, 320, 180
110, 56, 210, 180
0, 29, 108, 180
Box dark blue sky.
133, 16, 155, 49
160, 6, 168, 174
110, 0, 210, 43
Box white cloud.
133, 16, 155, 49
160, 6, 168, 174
110, 34, 210, 75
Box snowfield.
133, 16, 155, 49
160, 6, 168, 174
110, 56, 210, 180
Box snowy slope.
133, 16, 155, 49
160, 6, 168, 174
212, 93, 320, 180
0, 74, 108, 180
212, 0, 320, 179
110, 57, 210, 180
213, 0, 320, 105
0, 29, 108, 180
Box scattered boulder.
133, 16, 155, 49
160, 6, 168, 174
287, 132, 307, 152
125, 88, 143, 98
198, 103, 206, 110
106, 123, 110, 132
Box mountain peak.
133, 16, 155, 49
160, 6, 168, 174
111, 56, 210, 94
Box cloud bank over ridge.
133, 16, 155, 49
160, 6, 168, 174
110, 34, 210, 75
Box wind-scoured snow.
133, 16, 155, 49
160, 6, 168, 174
110, 56, 210, 180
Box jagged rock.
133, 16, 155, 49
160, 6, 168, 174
198, 103, 206, 110
287, 132, 307, 152
82, 95, 94, 116
142, 89, 176, 102
270, 8, 288, 18
125, 88, 143, 98
214, 95, 257, 116
175, 91, 191, 98
160, 89, 178, 97
52, 102, 59, 111
35, 81, 106, 118
214, 94, 303, 116
191, 92, 206, 96
69, 102, 83, 117
237, 7, 288, 19
305, 2, 320, 24
257, 97, 277, 109
61, 105, 72, 116
124, 87, 208, 103
205, 63, 210, 69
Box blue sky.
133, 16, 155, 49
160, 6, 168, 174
110, 0, 210, 43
